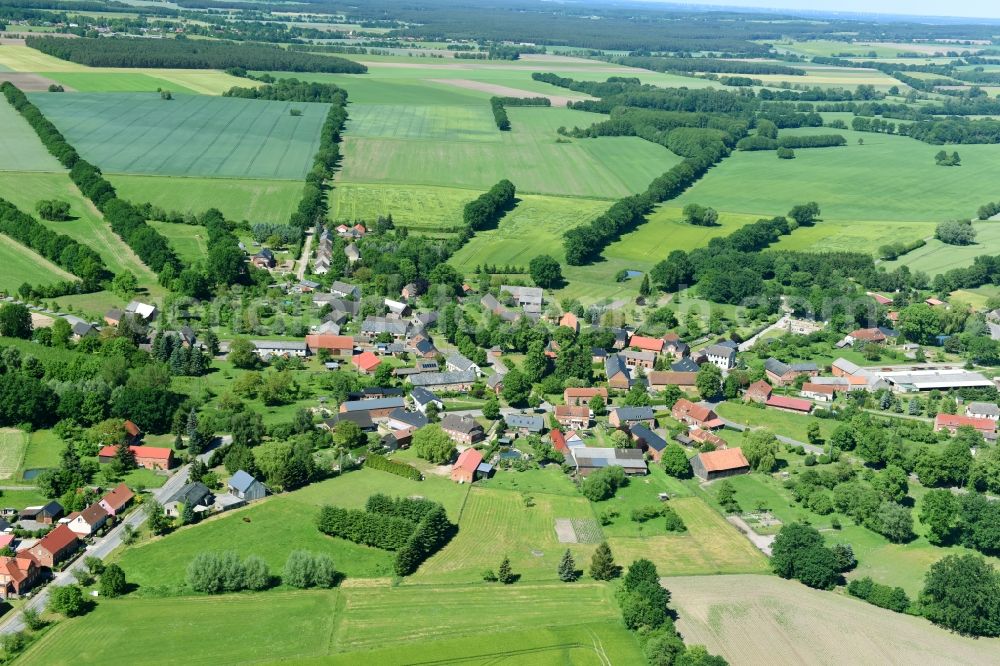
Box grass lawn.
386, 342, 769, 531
19, 429, 63, 480
715, 401, 838, 443
147, 221, 208, 264
110, 175, 304, 224
0, 233, 75, 293
0, 429, 28, 481
30, 93, 330, 180
1, 488, 49, 510
950, 284, 1000, 311
0, 95, 63, 172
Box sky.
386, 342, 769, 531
670, 1, 1000, 19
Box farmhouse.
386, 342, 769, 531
99, 445, 174, 470
506, 413, 545, 435
966, 402, 1000, 421
702, 343, 737, 371
451, 448, 483, 484
609, 406, 655, 429
228, 470, 267, 501
563, 387, 608, 406
605, 354, 631, 389
570, 447, 648, 476
800, 383, 837, 401
500, 285, 543, 314
440, 415, 485, 445
445, 352, 480, 375
305, 334, 354, 356
66, 503, 110, 537
621, 349, 656, 370
744, 380, 773, 404
27, 524, 79, 569
251, 340, 308, 359
558, 312, 579, 332
672, 399, 724, 430
339, 397, 405, 420
409, 387, 444, 414
765, 394, 813, 414
0, 553, 41, 598
98, 483, 134, 517
934, 413, 997, 440
165, 482, 214, 518
554, 405, 590, 429
408, 370, 477, 391
360, 317, 410, 340
764, 358, 819, 386
629, 424, 667, 461
647, 371, 697, 392
691, 448, 750, 481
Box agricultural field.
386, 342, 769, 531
30, 93, 331, 179
109, 175, 304, 224
754, 65, 902, 90
0, 95, 62, 171
329, 182, 476, 229
882, 222, 1000, 275
34, 72, 198, 94
670, 574, 1000, 665
0, 429, 28, 481
0, 233, 75, 293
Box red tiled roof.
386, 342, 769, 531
453, 448, 483, 473
673, 398, 715, 423
630, 335, 664, 353
550, 429, 568, 453
564, 387, 607, 399
869, 293, 893, 305
849, 328, 885, 342
925, 298, 944, 306
34, 524, 78, 554
935, 413, 997, 432
0, 535, 13, 549
123, 420, 141, 437
352, 351, 381, 372
305, 334, 354, 351
555, 405, 590, 419
559, 312, 579, 329
801, 382, 837, 395
746, 380, 772, 397
98, 445, 172, 461
101, 483, 134, 511
662, 332, 681, 343
698, 447, 750, 473
766, 395, 813, 412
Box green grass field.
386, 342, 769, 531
19, 429, 63, 481
883, 222, 1000, 276
0, 96, 63, 172
0, 429, 28, 481
30, 93, 330, 179
35, 72, 198, 94
0, 232, 76, 292
146, 221, 209, 264
715, 401, 838, 443
329, 182, 477, 228
109, 175, 304, 223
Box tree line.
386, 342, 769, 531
24, 36, 367, 73
290, 86, 348, 233
737, 134, 846, 151
223, 78, 349, 104
615, 55, 804, 76
489, 96, 550, 131
2, 82, 180, 279
462, 179, 516, 237
0, 198, 109, 291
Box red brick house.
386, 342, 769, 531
28, 524, 80, 569
563, 387, 608, 406
744, 380, 773, 404
99, 482, 135, 517
689, 428, 728, 449
99, 445, 175, 471
0, 553, 41, 598
352, 351, 382, 374
647, 371, 697, 392
305, 334, 355, 357
451, 448, 483, 484
672, 399, 724, 430
934, 413, 997, 439
441, 415, 485, 445
554, 405, 590, 429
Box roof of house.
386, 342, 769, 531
704, 343, 736, 359
629, 335, 664, 353
555, 405, 590, 419
408, 370, 477, 387
325, 411, 374, 430
967, 402, 1000, 417
630, 424, 667, 452
564, 387, 608, 398
746, 380, 773, 396
849, 328, 886, 341
673, 398, 716, 423
506, 414, 545, 431
605, 354, 629, 379
559, 312, 579, 329
801, 382, 837, 395
697, 447, 750, 473
305, 334, 354, 351
101, 483, 134, 511
486, 373, 505, 389
341, 397, 406, 413
550, 429, 568, 453
168, 482, 213, 507
123, 420, 141, 437
352, 351, 382, 372
612, 406, 655, 421
935, 413, 997, 432
34, 524, 78, 554
388, 407, 428, 429
349, 387, 405, 400
409, 387, 440, 406
446, 352, 478, 372
453, 448, 483, 474
98, 445, 172, 461
361, 317, 410, 336
622, 349, 657, 363
229, 470, 260, 493
647, 371, 697, 386
441, 415, 484, 435
671, 358, 700, 372
74, 503, 109, 526
766, 395, 813, 412
571, 447, 647, 470
252, 340, 308, 352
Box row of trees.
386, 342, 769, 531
488, 96, 550, 131
289, 85, 349, 233
224, 78, 350, 103
615, 55, 804, 77
462, 178, 516, 234
25, 36, 367, 73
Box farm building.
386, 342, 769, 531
506, 414, 545, 435
966, 402, 1000, 421
558, 312, 579, 332
629, 424, 667, 461
227, 470, 266, 501
621, 349, 656, 370
352, 351, 382, 374
20, 501, 63, 525
563, 387, 608, 406
408, 370, 477, 391
744, 380, 773, 404
605, 354, 632, 389
99, 445, 175, 470
441, 415, 485, 445
339, 397, 406, 420
570, 447, 648, 476
331, 280, 362, 301
28, 524, 79, 569
554, 405, 590, 429
764, 358, 819, 386
500, 285, 543, 314
702, 343, 737, 371
672, 399, 724, 430
251, 340, 308, 359
934, 413, 997, 440
387, 408, 429, 431
165, 482, 214, 518
647, 371, 697, 392
445, 353, 480, 375
321, 411, 375, 432
800, 383, 837, 402
451, 448, 483, 484
305, 334, 354, 356
629, 335, 664, 354
691, 448, 750, 481
609, 406, 655, 429
765, 395, 813, 414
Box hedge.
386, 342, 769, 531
363, 454, 423, 481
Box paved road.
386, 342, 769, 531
295, 226, 315, 281
0, 440, 228, 635
738, 315, 789, 352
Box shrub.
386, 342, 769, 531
580, 465, 628, 501
848, 576, 910, 613
364, 453, 422, 481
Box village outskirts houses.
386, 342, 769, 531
440, 414, 485, 445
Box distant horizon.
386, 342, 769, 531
640, 1, 1000, 20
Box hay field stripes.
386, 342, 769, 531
30, 93, 330, 179
669, 574, 1000, 665
0, 429, 29, 480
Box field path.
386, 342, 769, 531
296, 225, 314, 280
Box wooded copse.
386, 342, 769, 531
462, 179, 516, 238
25, 35, 367, 73
223, 78, 350, 104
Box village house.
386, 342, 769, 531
99, 445, 174, 470
800, 383, 838, 402
966, 402, 1000, 421
305, 334, 354, 357
846, 328, 887, 345
330, 281, 361, 301
691, 448, 750, 481
351, 350, 382, 374
744, 380, 773, 404
558, 312, 579, 333
605, 354, 631, 390
764, 358, 819, 386
506, 414, 545, 436
611, 328, 631, 350
250, 248, 276, 269
646, 371, 697, 393
451, 448, 483, 484
446, 352, 480, 376
662, 334, 690, 360
688, 427, 728, 449
360, 317, 410, 341
409, 387, 444, 414
250, 340, 308, 360
486, 372, 504, 395
441, 415, 485, 445
621, 349, 656, 370
702, 342, 737, 371
401, 282, 423, 301
629, 335, 664, 355
385, 298, 410, 317
570, 447, 647, 476
28, 524, 80, 569
609, 406, 655, 429
0, 552, 41, 598
165, 482, 214, 518
344, 243, 360, 263
98, 483, 134, 517
228, 470, 267, 501
629, 424, 667, 462
481, 293, 520, 322
387, 408, 429, 431
554, 405, 590, 430
66, 503, 110, 537
408, 370, 477, 392
672, 399, 724, 430
934, 413, 998, 441
500, 285, 543, 315
339, 397, 406, 421
563, 387, 608, 407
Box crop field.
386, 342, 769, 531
339, 107, 680, 198
329, 182, 477, 229
754, 65, 901, 90
0, 43, 91, 72
21, 584, 639, 665
0, 96, 62, 171
607, 496, 769, 576
35, 71, 198, 94
0, 428, 28, 480
882, 222, 1000, 275
668, 574, 1000, 665
413, 486, 597, 584
29, 93, 330, 179
0, 233, 75, 292
146, 221, 209, 263
0, 172, 162, 291
347, 103, 500, 141
110, 175, 303, 223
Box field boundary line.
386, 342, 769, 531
455, 483, 474, 523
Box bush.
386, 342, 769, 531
364, 453, 423, 481
284, 550, 338, 588
186, 551, 270, 594
663, 505, 687, 533
848, 576, 910, 613
580, 465, 628, 501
